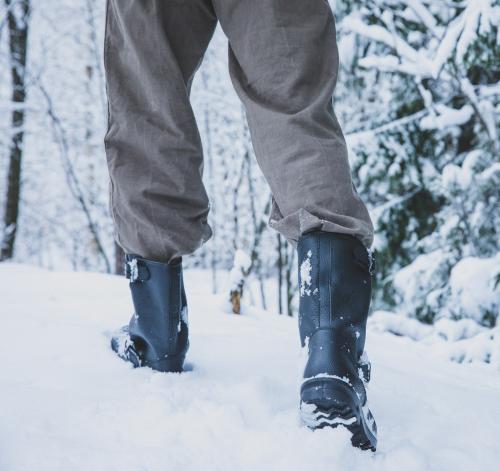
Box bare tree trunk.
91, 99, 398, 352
114, 242, 125, 275
283, 240, 289, 315
277, 233, 283, 315
248, 197, 271, 272
242, 117, 267, 309
36, 82, 112, 273
207, 105, 218, 294
1, 0, 30, 261
232, 158, 245, 251
84, 0, 107, 117
284, 240, 295, 317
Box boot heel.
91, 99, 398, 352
111, 256, 189, 373
300, 377, 377, 451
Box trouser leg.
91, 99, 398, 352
213, 0, 374, 247
104, 0, 217, 263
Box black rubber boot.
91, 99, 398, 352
111, 255, 189, 373
298, 232, 377, 451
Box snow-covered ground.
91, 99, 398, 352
1, 263, 499, 471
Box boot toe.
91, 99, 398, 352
110, 326, 142, 368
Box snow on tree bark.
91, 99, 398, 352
1, 0, 30, 261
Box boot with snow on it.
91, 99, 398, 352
111, 256, 189, 373
298, 232, 377, 451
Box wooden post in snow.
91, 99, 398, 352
229, 249, 251, 315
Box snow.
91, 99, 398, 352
388, 249, 499, 356
431, 11, 466, 78
1, 263, 500, 470
433, 318, 484, 343
344, 0, 498, 90
343, 13, 435, 77
299, 250, 313, 297
420, 104, 474, 130
228, 249, 251, 291
358, 55, 423, 76
370, 310, 433, 341
392, 249, 448, 316
343, 16, 423, 67
369, 310, 500, 367
442, 163, 472, 189
126, 258, 138, 282
402, 0, 439, 36
448, 255, 500, 323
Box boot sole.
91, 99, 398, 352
300, 377, 377, 451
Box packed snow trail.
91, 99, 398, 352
1, 264, 499, 471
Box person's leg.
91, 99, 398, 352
213, 0, 377, 449
104, 0, 217, 264
104, 0, 217, 372
212, 0, 373, 247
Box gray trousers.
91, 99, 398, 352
104, 0, 373, 263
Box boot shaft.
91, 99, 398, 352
126, 255, 189, 365
297, 231, 373, 358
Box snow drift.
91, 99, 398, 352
1, 263, 500, 470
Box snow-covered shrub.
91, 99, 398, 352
447, 326, 500, 366
339, 0, 499, 337
446, 255, 500, 326
433, 317, 485, 343
392, 250, 451, 323
369, 310, 500, 368
393, 252, 499, 327
370, 310, 433, 340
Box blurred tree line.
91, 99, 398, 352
0, 0, 498, 325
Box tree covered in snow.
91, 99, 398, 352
336, 0, 499, 328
